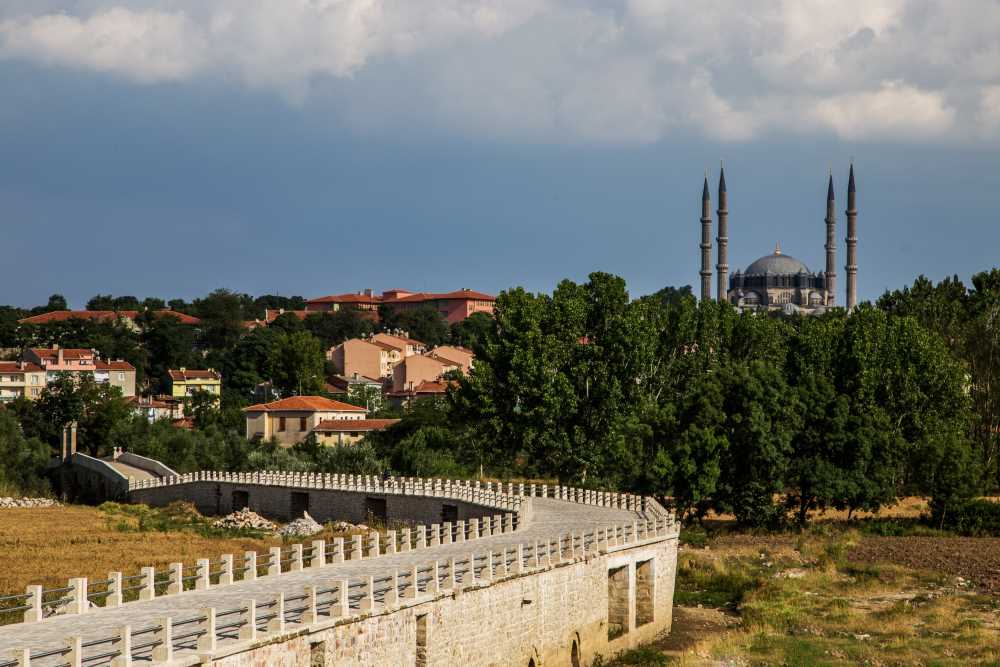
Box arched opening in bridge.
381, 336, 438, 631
571, 638, 580, 667
528, 659, 536, 667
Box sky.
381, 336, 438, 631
2, 0, 999, 309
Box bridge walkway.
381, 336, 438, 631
0, 498, 647, 664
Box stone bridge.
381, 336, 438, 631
0, 471, 679, 667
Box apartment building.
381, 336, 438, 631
0, 361, 46, 402
22, 347, 137, 397
305, 288, 494, 324
327, 338, 401, 379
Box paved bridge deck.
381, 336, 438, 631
0, 498, 648, 664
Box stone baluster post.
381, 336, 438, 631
195, 559, 210, 590
24, 584, 42, 623
290, 544, 303, 572
429, 524, 440, 547
399, 528, 411, 552
106, 572, 123, 608
152, 617, 172, 663
244, 552, 257, 582
311, 540, 326, 568
330, 579, 349, 618
219, 555, 233, 586
268, 547, 282, 576
415, 525, 427, 549
331, 538, 344, 564
367, 532, 380, 558
139, 567, 156, 601
267, 592, 285, 633
197, 608, 217, 652
301, 586, 318, 624
240, 600, 257, 641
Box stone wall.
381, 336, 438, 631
210, 536, 677, 667
130, 480, 519, 526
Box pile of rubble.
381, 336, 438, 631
330, 520, 369, 532
213, 508, 277, 532
0, 497, 60, 509
278, 512, 324, 538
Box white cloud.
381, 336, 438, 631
1, 1, 999, 143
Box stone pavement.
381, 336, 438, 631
0, 498, 650, 665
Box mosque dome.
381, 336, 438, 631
744, 245, 810, 275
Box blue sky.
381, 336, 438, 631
2, 1, 999, 308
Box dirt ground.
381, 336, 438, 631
848, 536, 1000, 596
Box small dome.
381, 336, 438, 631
744, 251, 810, 275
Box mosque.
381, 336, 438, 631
699, 165, 858, 314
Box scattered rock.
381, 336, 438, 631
330, 520, 368, 532
853, 633, 871, 641
0, 497, 60, 509
213, 508, 277, 532
775, 568, 808, 579
278, 512, 323, 538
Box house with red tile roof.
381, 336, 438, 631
312, 418, 400, 446
386, 380, 452, 409
381, 289, 495, 324
327, 338, 402, 380
22, 347, 137, 396
243, 395, 368, 446
18, 309, 200, 327
304, 288, 494, 324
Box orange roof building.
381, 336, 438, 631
243, 395, 367, 446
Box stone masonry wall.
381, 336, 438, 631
210, 537, 678, 667
130, 481, 511, 525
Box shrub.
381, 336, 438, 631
932, 499, 1000, 535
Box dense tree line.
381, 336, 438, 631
369, 272, 985, 528
1, 275, 993, 532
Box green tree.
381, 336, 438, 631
0, 410, 50, 495
449, 311, 495, 350
381, 305, 449, 347
267, 331, 325, 396
714, 361, 797, 528
304, 310, 376, 349
195, 289, 248, 351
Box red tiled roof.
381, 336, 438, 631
172, 418, 195, 430
384, 290, 495, 304
18, 309, 200, 325
374, 333, 426, 348
96, 360, 136, 371
168, 369, 221, 382
0, 361, 43, 373
243, 395, 367, 413
29, 347, 94, 360
306, 293, 382, 305
313, 419, 400, 432
264, 309, 308, 323
388, 380, 450, 397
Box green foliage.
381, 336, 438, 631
267, 330, 325, 396
931, 498, 1000, 535
0, 410, 50, 495
380, 305, 449, 347
303, 309, 375, 349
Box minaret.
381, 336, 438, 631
824, 172, 837, 306
716, 167, 729, 303
700, 175, 713, 301
845, 164, 858, 310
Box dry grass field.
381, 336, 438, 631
600, 501, 1000, 667
0, 502, 365, 622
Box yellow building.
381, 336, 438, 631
0, 362, 46, 402
168, 368, 222, 402
313, 418, 400, 446
243, 395, 368, 446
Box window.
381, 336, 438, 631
278, 417, 286, 432
30, 376, 38, 385
117, 372, 124, 381
299, 417, 307, 432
